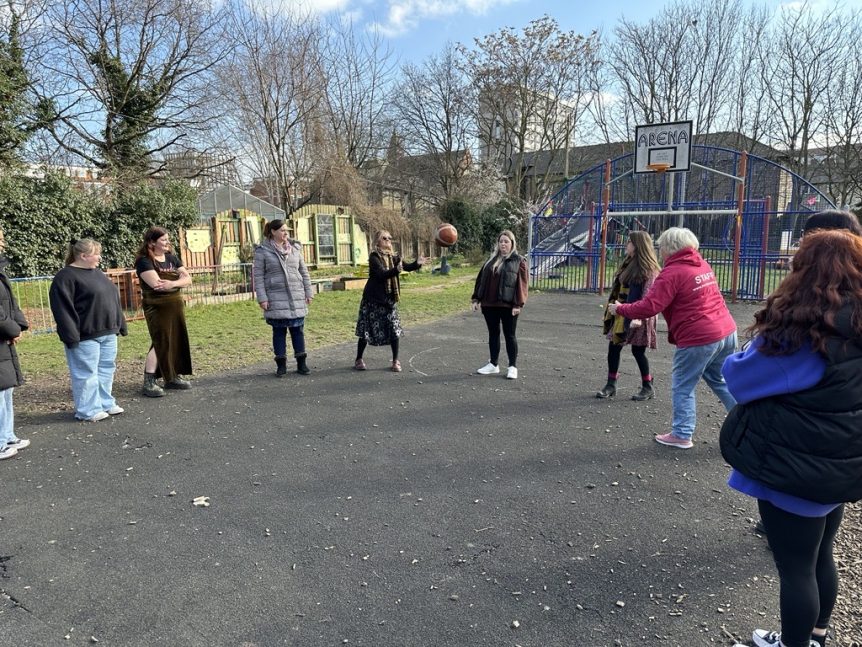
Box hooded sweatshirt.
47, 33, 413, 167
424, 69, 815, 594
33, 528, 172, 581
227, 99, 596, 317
613, 247, 736, 348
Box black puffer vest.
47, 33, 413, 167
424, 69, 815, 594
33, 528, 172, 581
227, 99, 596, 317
720, 307, 862, 504
473, 254, 522, 305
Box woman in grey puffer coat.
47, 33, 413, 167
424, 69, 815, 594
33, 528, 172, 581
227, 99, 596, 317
253, 219, 314, 376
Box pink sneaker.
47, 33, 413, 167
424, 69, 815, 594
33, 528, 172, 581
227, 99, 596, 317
354, 359, 367, 371
654, 432, 693, 449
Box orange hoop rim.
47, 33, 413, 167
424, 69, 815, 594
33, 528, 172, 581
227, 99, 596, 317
647, 162, 672, 174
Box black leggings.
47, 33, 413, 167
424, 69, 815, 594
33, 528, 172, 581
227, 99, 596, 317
607, 342, 650, 377
482, 306, 518, 367
758, 500, 844, 647
356, 337, 399, 362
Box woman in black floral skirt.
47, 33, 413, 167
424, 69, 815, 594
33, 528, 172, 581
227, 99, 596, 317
354, 231, 426, 372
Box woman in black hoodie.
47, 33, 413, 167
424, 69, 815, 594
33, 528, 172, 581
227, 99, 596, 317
50, 239, 127, 422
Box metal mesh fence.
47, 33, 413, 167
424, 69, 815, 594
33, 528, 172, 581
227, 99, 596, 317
530, 145, 835, 300
11, 263, 256, 336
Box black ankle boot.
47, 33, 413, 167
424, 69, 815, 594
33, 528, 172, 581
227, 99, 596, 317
275, 356, 287, 377
632, 380, 654, 401
296, 354, 310, 375
596, 381, 616, 399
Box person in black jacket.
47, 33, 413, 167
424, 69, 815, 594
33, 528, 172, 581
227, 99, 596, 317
50, 239, 128, 422
353, 231, 426, 372
0, 226, 30, 460
721, 230, 862, 647
471, 230, 528, 380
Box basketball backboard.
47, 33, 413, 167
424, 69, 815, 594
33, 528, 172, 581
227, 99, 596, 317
634, 120, 693, 174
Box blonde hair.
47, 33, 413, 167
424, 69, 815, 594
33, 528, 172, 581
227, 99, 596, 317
66, 238, 102, 265
489, 230, 518, 273
657, 227, 699, 256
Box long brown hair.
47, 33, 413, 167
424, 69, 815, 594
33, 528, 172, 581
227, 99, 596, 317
749, 230, 862, 355
618, 230, 661, 285
135, 227, 169, 262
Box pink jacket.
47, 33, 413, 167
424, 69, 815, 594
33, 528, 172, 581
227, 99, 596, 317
614, 247, 736, 348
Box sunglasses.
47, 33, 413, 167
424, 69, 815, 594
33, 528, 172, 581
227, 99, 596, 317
380, 236, 392, 241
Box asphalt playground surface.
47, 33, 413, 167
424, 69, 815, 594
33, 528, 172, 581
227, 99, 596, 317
2, 292, 786, 647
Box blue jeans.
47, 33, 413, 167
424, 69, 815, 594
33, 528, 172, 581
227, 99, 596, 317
671, 332, 737, 440
272, 326, 306, 358
64, 334, 118, 419
0, 388, 15, 445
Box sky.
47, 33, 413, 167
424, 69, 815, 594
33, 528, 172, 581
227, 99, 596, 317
281, 0, 843, 66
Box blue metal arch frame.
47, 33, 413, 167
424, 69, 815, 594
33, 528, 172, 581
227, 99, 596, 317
529, 145, 834, 300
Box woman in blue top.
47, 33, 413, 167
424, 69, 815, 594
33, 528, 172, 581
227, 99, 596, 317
720, 229, 862, 647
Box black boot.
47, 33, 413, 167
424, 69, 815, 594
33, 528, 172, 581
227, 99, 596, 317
275, 356, 287, 377
296, 354, 310, 375
143, 372, 165, 398
596, 380, 616, 399
631, 380, 654, 401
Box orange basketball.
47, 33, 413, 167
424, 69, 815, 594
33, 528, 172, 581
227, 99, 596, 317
435, 223, 458, 247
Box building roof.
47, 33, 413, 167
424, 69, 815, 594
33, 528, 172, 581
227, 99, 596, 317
515, 132, 788, 179
198, 184, 285, 221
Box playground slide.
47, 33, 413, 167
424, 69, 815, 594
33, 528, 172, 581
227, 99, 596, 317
530, 216, 593, 277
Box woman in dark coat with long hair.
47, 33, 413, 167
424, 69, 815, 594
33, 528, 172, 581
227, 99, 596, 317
722, 230, 862, 647
597, 230, 661, 400
353, 230, 426, 372
0, 226, 30, 460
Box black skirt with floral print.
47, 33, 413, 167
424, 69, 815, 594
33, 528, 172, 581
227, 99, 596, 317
355, 300, 403, 346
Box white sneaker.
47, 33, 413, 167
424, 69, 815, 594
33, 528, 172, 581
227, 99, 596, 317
6, 438, 30, 450
753, 630, 781, 647
752, 630, 820, 647
77, 411, 109, 422
0, 445, 18, 460
107, 405, 125, 415
506, 366, 518, 379
476, 362, 499, 375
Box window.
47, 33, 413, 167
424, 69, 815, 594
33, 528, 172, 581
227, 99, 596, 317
317, 215, 335, 259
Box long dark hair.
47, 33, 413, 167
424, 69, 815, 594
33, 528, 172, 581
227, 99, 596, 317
749, 230, 862, 355
135, 227, 169, 263
618, 230, 661, 285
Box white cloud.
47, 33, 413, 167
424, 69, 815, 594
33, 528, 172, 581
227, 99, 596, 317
369, 0, 521, 38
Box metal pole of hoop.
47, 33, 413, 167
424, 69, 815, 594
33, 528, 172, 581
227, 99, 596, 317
647, 163, 680, 227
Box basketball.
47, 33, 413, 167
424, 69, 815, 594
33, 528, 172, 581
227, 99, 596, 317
435, 223, 458, 247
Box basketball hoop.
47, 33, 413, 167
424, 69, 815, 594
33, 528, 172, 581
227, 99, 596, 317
647, 162, 672, 174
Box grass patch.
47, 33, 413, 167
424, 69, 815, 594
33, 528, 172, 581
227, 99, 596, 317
18, 269, 475, 383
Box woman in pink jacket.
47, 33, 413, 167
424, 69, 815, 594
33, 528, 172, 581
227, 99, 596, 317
609, 227, 737, 449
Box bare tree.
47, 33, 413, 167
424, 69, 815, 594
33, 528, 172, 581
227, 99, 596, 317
217, 1, 324, 213
726, 4, 772, 150
389, 43, 474, 207
605, 0, 742, 135
320, 18, 396, 172
39, 0, 228, 181
759, 2, 851, 176
819, 12, 862, 208
459, 15, 600, 202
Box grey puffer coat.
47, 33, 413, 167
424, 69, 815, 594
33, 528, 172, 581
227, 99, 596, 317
253, 239, 313, 321
0, 258, 29, 390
